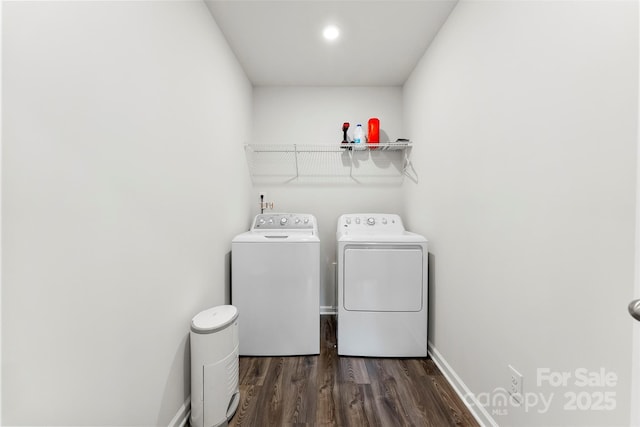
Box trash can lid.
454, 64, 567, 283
191, 305, 238, 334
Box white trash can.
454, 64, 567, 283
190, 305, 240, 427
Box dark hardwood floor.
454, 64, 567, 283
229, 315, 480, 427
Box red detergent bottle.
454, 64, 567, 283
368, 118, 380, 145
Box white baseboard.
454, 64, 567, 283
168, 396, 190, 427
320, 306, 336, 315
428, 342, 497, 427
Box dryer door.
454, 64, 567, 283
343, 245, 424, 312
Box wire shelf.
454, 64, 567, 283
244, 142, 412, 184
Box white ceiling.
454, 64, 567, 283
204, 0, 458, 86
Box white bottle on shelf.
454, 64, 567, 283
353, 123, 364, 145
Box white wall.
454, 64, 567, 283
0, 0, 3, 421
634, 4, 640, 421
404, 1, 638, 426
2, 1, 252, 425
251, 86, 405, 309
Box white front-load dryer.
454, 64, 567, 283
232, 213, 320, 356
337, 213, 428, 357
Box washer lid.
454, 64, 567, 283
191, 305, 238, 334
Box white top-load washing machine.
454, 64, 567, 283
232, 213, 320, 356
337, 213, 428, 357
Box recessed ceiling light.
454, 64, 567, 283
322, 25, 340, 41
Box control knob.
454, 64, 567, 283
367, 217, 375, 226
280, 217, 288, 226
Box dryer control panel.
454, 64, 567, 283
338, 213, 405, 234
251, 213, 317, 231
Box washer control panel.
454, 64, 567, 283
252, 213, 316, 231
338, 213, 405, 233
